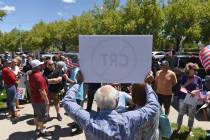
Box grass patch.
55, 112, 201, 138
163, 123, 208, 140
0, 89, 7, 109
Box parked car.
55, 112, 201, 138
63, 52, 79, 63
174, 54, 206, 79
41, 54, 55, 61
152, 51, 166, 60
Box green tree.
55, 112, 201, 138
0, 10, 6, 21
103, 0, 120, 10
95, 9, 123, 34
26, 21, 50, 51
3, 28, 20, 51
122, 0, 163, 49
200, 1, 210, 44
64, 12, 95, 52
0, 31, 4, 52
164, 0, 202, 51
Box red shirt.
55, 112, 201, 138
29, 70, 48, 103
2, 67, 16, 87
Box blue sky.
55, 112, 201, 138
0, 0, 127, 32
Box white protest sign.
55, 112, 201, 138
79, 35, 152, 83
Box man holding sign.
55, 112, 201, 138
63, 74, 159, 140
63, 35, 160, 139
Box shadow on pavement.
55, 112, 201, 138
0, 113, 7, 120
0, 108, 8, 120
11, 114, 34, 124
7, 130, 38, 140
46, 124, 83, 140
8, 124, 83, 140
26, 118, 35, 126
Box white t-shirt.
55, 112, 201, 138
11, 66, 20, 76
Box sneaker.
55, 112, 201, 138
188, 131, 194, 137
11, 111, 20, 118
174, 129, 180, 135
57, 113, 62, 121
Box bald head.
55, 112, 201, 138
95, 85, 119, 110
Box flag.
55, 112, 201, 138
199, 45, 210, 71
65, 58, 78, 69
180, 86, 188, 94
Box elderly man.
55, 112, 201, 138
29, 59, 50, 136
63, 73, 159, 140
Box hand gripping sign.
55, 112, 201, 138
79, 35, 152, 83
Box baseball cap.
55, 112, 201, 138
161, 60, 169, 66
30, 59, 44, 68
5, 59, 12, 64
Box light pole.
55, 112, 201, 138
19, 24, 22, 52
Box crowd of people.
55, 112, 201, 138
0, 51, 210, 139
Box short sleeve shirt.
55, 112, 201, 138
178, 75, 202, 99
116, 91, 132, 113
48, 69, 63, 93
29, 70, 48, 103
2, 67, 16, 87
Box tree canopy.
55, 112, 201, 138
0, 10, 6, 21
0, 0, 209, 52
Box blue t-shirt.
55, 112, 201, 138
66, 83, 84, 101
70, 67, 79, 82
75, 83, 84, 101
116, 91, 132, 113
68, 67, 84, 101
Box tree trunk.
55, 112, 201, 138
175, 38, 180, 52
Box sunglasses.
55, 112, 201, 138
48, 63, 54, 66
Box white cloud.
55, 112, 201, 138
62, 0, 76, 4
57, 12, 63, 17
0, 5, 16, 13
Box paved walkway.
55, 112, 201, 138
168, 105, 210, 130
0, 101, 210, 140
0, 103, 86, 140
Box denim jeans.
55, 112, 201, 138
6, 85, 16, 112
177, 99, 196, 128
0, 71, 3, 89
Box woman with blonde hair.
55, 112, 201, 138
11, 59, 22, 109
175, 62, 202, 136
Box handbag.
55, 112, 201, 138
159, 110, 173, 139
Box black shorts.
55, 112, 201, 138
157, 93, 172, 110
32, 103, 47, 122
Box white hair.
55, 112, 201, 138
95, 85, 119, 110
56, 61, 64, 69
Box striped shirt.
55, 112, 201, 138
63, 84, 159, 140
